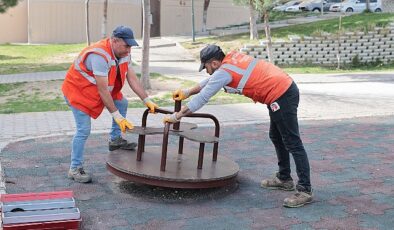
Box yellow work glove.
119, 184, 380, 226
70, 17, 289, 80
111, 110, 133, 132
172, 88, 190, 101
143, 97, 159, 113
163, 112, 180, 124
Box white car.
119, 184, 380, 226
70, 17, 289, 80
285, 2, 303, 12
273, 0, 303, 12
299, 0, 342, 12
329, 0, 382, 12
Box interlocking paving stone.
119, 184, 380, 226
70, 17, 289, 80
1, 116, 393, 229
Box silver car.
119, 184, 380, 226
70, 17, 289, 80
329, 0, 382, 12
273, 0, 303, 11
299, 0, 342, 12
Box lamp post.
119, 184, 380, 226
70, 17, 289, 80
192, 0, 195, 42
27, 0, 30, 44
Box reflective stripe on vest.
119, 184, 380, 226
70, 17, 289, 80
221, 58, 258, 94
74, 47, 118, 92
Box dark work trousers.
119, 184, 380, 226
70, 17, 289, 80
267, 81, 311, 192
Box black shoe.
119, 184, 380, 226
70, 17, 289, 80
109, 137, 137, 151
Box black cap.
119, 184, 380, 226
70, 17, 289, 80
199, 44, 223, 72
112, 26, 139, 46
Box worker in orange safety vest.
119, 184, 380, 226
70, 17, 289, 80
164, 44, 313, 208
62, 25, 158, 183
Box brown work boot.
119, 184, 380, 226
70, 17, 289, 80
109, 137, 137, 151
261, 175, 295, 191
283, 191, 313, 208
68, 167, 92, 183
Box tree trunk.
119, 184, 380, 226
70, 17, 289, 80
101, 0, 108, 39
366, 0, 370, 11
263, 9, 274, 63
141, 0, 151, 89
202, 0, 210, 32
249, 0, 258, 40
337, 15, 342, 69
85, 0, 90, 45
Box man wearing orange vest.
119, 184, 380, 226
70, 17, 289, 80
62, 26, 158, 183
164, 44, 312, 208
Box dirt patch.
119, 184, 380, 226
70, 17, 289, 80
0, 80, 62, 103
0, 77, 182, 104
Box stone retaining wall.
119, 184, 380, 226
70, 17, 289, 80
383, 0, 394, 12
240, 23, 394, 65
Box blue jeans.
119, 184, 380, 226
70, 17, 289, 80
65, 97, 128, 169
267, 82, 311, 192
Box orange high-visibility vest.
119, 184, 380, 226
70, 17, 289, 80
221, 51, 292, 105
62, 38, 129, 119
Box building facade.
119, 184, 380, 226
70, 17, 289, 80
0, 0, 250, 44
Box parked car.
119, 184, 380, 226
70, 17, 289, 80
273, 0, 303, 11
299, 0, 342, 12
329, 0, 382, 12
285, 1, 303, 11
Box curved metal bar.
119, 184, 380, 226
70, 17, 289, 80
137, 106, 221, 163
160, 122, 171, 171
138, 108, 173, 158
141, 108, 173, 127
141, 109, 149, 127
139, 109, 150, 156
184, 113, 220, 161
173, 100, 181, 130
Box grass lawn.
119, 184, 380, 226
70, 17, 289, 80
0, 43, 85, 75
214, 11, 316, 30
270, 12, 394, 39
0, 74, 251, 114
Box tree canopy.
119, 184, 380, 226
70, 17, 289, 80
0, 0, 19, 13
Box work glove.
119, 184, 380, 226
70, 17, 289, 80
163, 112, 180, 124
143, 97, 159, 113
172, 88, 190, 101
111, 110, 133, 132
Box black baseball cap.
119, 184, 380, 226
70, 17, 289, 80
199, 44, 224, 72
112, 26, 139, 47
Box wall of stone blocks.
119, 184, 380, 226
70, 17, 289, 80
240, 22, 394, 66
383, 0, 394, 12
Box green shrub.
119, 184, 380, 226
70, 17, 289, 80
351, 55, 362, 67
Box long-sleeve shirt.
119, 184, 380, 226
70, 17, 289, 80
186, 69, 232, 112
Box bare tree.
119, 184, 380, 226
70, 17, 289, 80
101, 0, 108, 39
255, 0, 274, 62
337, 14, 342, 69
141, 0, 151, 89
263, 8, 273, 62
249, 0, 259, 40
366, 0, 371, 12
233, 0, 258, 40
85, 0, 90, 45
202, 0, 210, 32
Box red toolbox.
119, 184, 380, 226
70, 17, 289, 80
1, 191, 81, 230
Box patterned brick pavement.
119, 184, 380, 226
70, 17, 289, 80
1, 116, 393, 229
